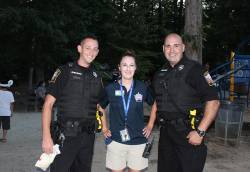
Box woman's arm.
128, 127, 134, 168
143, 101, 157, 138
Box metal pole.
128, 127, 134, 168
230, 51, 235, 101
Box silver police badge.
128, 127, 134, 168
178, 65, 184, 71
93, 71, 97, 78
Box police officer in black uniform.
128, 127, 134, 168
41, 35, 103, 172
152, 33, 220, 172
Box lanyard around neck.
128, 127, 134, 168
120, 80, 134, 124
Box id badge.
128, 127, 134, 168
120, 128, 130, 142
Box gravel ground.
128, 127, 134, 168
0, 112, 250, 172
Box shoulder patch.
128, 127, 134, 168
49, 68, 61, 83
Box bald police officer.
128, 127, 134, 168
152, 33, 220, 172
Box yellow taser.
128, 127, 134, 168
96, 110, 102, 131
189, 109, 197, 130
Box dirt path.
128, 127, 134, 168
0, 112, 250, 172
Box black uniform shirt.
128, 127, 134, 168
47, 65, 68, 99
182, 58, 219, 102
47, 62, 103, 100
168, 57, 219, 102
47, 62, 104, 119
156, 57, 218, 102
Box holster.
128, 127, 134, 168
188, 109, 203, 130
60, 119, 96, 137
95, 110, 103, 133
158, 109, 203, 131
63, 120, 81, 137
188, 115, 202, 130
50, 121, 62, 144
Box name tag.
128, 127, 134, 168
115, 90, 123, 96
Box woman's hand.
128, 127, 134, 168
143, 123, 153, 138
102, 128, 112, 138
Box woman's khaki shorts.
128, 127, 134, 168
106, 141, 148, 171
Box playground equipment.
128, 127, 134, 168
210, 37, 250, 141
210, 38, 250, 107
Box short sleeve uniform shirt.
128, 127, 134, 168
99, 80, 154, 145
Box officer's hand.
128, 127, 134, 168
102, 128, 112, 138
42, 137, 54, 154
143, 124, 153, 138
186, 130, 203, 146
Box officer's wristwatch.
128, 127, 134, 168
196, 128, 206, 137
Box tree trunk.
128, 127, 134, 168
178, 0, 184, 33
158, 0, 163, 38
172, 0, 178, 32
184, 0, 202, 64
35, 67, 45, 85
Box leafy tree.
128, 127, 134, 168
0, 0, 193, 82
203, 0, 250, 65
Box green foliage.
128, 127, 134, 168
0, 0, 185, 81
203, 0, 250, 65
98, 0, 178, 79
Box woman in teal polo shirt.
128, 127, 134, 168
99, 50, 156, 172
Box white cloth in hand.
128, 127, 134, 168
35, 144, 61, 171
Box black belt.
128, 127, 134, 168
57, 118, 95, 136
159, 117, 189, 127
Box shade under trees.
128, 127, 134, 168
0, 0, 250, 86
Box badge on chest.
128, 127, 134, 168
134, 92, 143, 102
115, 90, 124, 96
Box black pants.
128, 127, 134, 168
157, 124, 207, 172
50, 132, 95, 172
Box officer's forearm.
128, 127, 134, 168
42, 95, 54, 139
198, 100, 220, 131
42, 109, 52, 140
